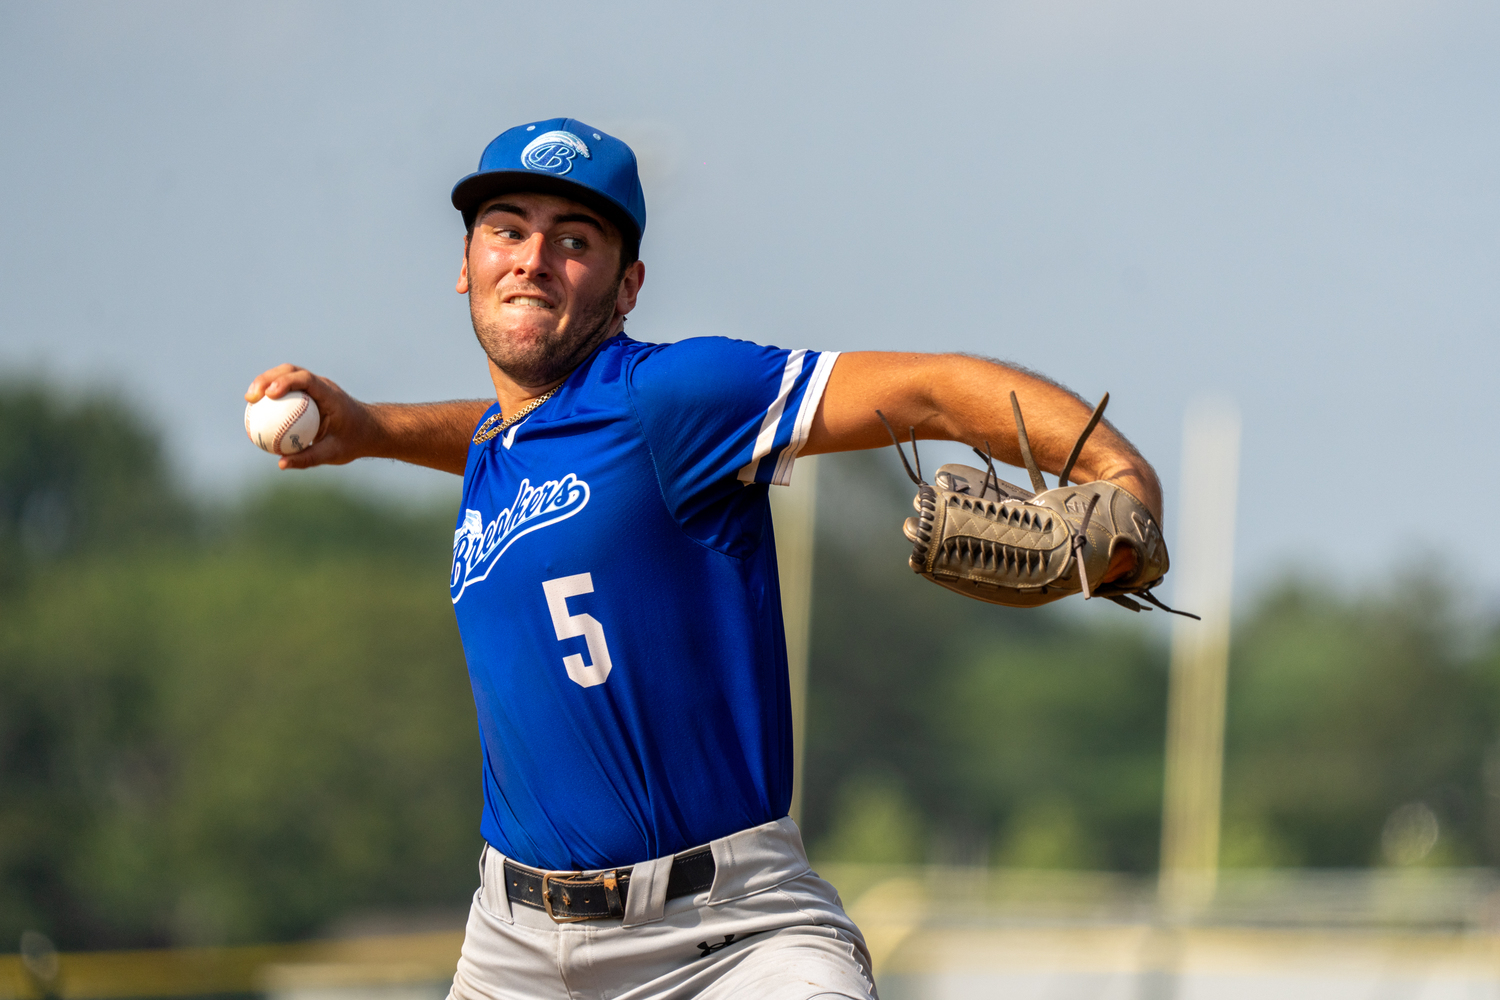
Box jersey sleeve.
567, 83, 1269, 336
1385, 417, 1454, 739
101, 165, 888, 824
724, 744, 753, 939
626, 338, 837, 542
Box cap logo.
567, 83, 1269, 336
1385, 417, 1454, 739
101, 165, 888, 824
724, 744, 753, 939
520, 130, 591, 175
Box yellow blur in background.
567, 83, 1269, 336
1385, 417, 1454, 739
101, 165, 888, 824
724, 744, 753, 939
10, 867, 1500, 1000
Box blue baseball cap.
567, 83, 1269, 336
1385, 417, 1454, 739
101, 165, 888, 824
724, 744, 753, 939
451, 118, 647, 250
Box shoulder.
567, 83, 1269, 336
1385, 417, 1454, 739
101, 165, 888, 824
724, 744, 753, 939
629, 335, 781, 363
568, 333, 757, 386
625, 336, 793, 388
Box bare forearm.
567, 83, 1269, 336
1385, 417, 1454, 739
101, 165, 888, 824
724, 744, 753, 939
245, 364, 490, 476
808, 352, 1163, 520
923, 356, 1159, 517
363, 400, 491, 475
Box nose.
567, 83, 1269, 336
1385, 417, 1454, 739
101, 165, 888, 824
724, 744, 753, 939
512, 232, 549, 277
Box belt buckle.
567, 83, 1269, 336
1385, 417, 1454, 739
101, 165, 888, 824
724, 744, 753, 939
541, 871, 592, 923
541, 869, 625, 923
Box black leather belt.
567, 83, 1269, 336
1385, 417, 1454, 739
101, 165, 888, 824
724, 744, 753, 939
504, 847, 716, 922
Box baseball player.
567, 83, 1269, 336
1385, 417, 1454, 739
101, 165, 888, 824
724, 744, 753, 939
246, 118, 1165, 1000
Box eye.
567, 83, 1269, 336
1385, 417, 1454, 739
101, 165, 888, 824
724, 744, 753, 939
495, 227, 524, 240
559, 236, 587, 251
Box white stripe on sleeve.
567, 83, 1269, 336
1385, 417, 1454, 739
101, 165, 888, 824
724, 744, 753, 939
769, 350, 840, 487
737, 349, 807, 484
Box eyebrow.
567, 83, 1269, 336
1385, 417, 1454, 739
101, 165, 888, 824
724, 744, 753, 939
482, 201, 530, 220
479, 203, 607, 235
553, 212, 607, 235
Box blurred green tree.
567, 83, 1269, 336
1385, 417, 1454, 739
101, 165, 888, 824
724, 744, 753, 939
0, 486, 477, 949
802, 451, 1167, 870
1222, 576, 1491, 868
802, 451, 1500, 877
0, 383, 188, 584
0, 383, 479, 948
816, 775, 925, 865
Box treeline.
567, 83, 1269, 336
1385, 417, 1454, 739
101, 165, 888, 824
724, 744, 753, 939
1, 386, 477, 948
2, 383, 1497, 950
804, 453, 1500, 874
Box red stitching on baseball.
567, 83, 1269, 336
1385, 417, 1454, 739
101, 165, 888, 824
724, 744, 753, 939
271, 396, 310, 453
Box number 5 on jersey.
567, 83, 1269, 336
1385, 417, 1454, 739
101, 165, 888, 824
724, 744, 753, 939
542, 573, 614, 688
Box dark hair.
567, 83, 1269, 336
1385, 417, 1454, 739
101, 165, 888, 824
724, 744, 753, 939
617, 234, 640, 277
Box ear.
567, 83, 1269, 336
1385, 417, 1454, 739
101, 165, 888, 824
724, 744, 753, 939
615, 259, 645, 317
456, 235, 471, 294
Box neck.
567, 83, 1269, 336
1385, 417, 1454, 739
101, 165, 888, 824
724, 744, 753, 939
484, 316, 625, 419
488, 360, 568, 421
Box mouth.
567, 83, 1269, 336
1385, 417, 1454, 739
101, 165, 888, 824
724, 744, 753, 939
503, 293, 555, 309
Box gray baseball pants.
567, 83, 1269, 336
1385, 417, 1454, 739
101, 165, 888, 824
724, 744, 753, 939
446, 817, 878, 1000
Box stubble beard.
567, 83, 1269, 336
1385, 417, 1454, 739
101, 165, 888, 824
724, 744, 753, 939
470, 279, 622, 389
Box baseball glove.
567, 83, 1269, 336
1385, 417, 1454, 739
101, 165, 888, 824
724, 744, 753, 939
880, 393, 1196, 617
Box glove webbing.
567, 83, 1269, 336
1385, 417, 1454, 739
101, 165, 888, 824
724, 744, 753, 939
877, 395, 1201, 621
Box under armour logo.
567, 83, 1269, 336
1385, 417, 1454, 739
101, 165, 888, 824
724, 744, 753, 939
521, 131, 591, 175
696, 935, 736, 958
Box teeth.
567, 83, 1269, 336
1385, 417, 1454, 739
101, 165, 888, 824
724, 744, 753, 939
509, 296, 551, 308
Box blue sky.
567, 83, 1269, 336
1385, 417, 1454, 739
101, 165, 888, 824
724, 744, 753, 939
1, 1, 1496, 603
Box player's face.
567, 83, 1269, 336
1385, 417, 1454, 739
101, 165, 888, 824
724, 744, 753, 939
459, 192, 644, 391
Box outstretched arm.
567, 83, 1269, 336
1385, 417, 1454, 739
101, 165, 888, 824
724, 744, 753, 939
804, 351, 1162, 520
245, 364, 488, 475
244, 353, 1162, 507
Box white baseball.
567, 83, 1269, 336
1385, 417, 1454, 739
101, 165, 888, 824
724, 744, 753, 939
245, 391, 320, 455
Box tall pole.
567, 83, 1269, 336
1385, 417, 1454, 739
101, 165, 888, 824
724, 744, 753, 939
770, 455, 818, 826
1158, 401, 1240, 920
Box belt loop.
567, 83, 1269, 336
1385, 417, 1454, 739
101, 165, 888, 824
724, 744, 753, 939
621, 854, 672, 927
480, 846, 514, 923
707, 834, 734, 903
706, 817, 806, 903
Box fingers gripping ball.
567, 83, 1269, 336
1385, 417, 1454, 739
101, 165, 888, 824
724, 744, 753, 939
245, 391, 320, 455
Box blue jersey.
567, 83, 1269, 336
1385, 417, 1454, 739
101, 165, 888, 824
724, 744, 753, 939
450, 333, 839, 872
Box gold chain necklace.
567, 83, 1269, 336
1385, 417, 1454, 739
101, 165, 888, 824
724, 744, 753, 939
472, 386, 560, 444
